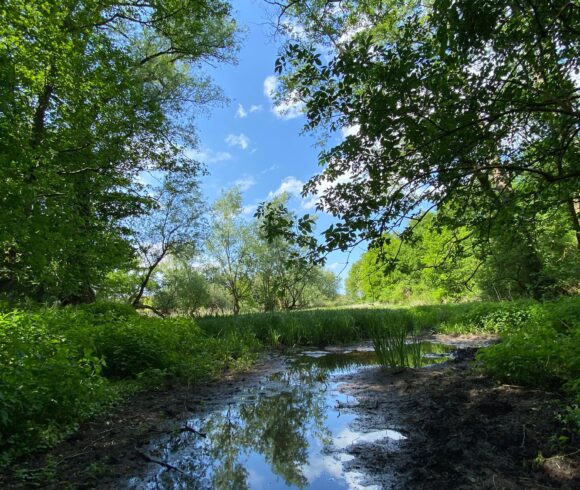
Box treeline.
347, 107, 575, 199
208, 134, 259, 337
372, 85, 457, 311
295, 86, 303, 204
99, 188, 338, 316
346, 209, 580, 305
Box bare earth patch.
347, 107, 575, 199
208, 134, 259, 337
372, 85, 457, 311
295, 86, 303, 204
335, 348, 579, 489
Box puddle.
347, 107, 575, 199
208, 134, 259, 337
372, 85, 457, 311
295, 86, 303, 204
128, 343, 453, 489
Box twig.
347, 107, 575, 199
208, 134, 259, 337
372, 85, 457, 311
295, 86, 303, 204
134, 448, 187, 475
180, 425, 207, 438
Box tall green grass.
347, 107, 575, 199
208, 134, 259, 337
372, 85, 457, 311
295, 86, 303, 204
198, 297, 580, 414
197, 298, 580, 346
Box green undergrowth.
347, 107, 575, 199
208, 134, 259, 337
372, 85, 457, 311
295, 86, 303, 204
0, 303, 260, 467
198, 297, 580, 430
1, 296, 578, 467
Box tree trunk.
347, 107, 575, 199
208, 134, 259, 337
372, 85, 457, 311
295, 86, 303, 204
131, 250, 168, 308
567, 199, 580, 250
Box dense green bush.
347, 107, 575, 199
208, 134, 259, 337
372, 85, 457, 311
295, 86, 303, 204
0, 305, 260, 466
475, 297, 580, 395
0, 311, 110, 465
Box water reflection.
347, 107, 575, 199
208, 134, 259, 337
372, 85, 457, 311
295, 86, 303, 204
129, 345, 450, 489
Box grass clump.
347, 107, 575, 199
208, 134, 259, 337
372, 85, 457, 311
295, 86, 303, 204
370, 311, 423, 370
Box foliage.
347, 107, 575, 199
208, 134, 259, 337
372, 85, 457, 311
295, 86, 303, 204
253, 194, 339, 311
0, 0, 238, 302
370, 311, 422, 370
0, 304, 259, 466
474, 297, 580, 397
0, 310, 110, 465
205, 188, 257, 315
271, 0, 580, 298
152, 259, 211, 317
346, 213, 479, 304
204, 189, 339, 315
128, 175, 207, 312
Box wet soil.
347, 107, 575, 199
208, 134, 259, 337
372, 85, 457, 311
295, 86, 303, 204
2, 337, 579, 489
336, 345, 580, 489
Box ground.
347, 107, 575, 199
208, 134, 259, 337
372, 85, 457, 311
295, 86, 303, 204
337, 337, 579, 489
2, 338, 578, 489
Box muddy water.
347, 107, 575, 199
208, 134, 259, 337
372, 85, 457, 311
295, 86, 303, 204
128, 343, 454, 490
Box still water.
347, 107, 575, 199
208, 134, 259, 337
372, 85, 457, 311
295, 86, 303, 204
128, 344, 453, 490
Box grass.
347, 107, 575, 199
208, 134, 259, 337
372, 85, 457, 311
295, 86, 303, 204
1, 296, 578, 466
0, 303, 260, 467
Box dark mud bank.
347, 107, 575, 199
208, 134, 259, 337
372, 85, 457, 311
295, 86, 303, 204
337, 347, 579, 489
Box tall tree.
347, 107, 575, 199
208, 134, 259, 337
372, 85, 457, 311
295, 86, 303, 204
0, 0, 237, 302
271, 0, 580, 296
206, 188, 256, 315
129, 175, 205, 313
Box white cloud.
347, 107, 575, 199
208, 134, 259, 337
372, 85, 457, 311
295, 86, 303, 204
263, 75, 304, 120
269, 176, 305, 199
261, 164, 277, 174
235, 104, 247, 118
186, 147, 232, 164
249, 104, 263, 113
341, 124, 360, 138
225, 133, 250, 150
263, 75, 277, 98
234, 176, 256, 192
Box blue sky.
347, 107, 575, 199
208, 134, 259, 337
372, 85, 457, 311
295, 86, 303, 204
190, 0, 365, 288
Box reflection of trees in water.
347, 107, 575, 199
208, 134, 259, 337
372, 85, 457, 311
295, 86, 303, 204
291, 351, 378, 373
146, 347, 451, 489
153, 366, 332, 489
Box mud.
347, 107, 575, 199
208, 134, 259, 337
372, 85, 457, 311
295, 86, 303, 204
336, 347, 579, 489
2, 337, 578, 489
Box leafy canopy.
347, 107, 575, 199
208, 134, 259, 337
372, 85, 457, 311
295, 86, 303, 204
272, 0, 580, 259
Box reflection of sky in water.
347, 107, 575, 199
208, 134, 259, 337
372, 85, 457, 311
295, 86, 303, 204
127, 346, 450, 489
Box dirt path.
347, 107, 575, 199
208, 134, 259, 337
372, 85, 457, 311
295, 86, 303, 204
2, 342, 578, 489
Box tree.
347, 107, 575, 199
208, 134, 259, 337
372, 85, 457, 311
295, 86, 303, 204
206, 188, 256, 315
346, 213, 479, 304
271, 0, 580, 296
0, 0, 237, 302
255, 194, 337, 310
129, 175, 206, 314
152, 258, 211, 317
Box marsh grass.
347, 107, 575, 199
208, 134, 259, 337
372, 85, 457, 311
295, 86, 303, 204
369, 311, 425, 370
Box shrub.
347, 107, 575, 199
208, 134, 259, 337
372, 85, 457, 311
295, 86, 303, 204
0, 311, 110, 464
0, 303, 261, 466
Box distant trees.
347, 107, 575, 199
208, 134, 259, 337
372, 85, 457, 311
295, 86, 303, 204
204, 189, 339, 315
206, 188, 256, 315
346, 213, 479, 304
152, 259, 211, 317
346, 211, 580, 304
